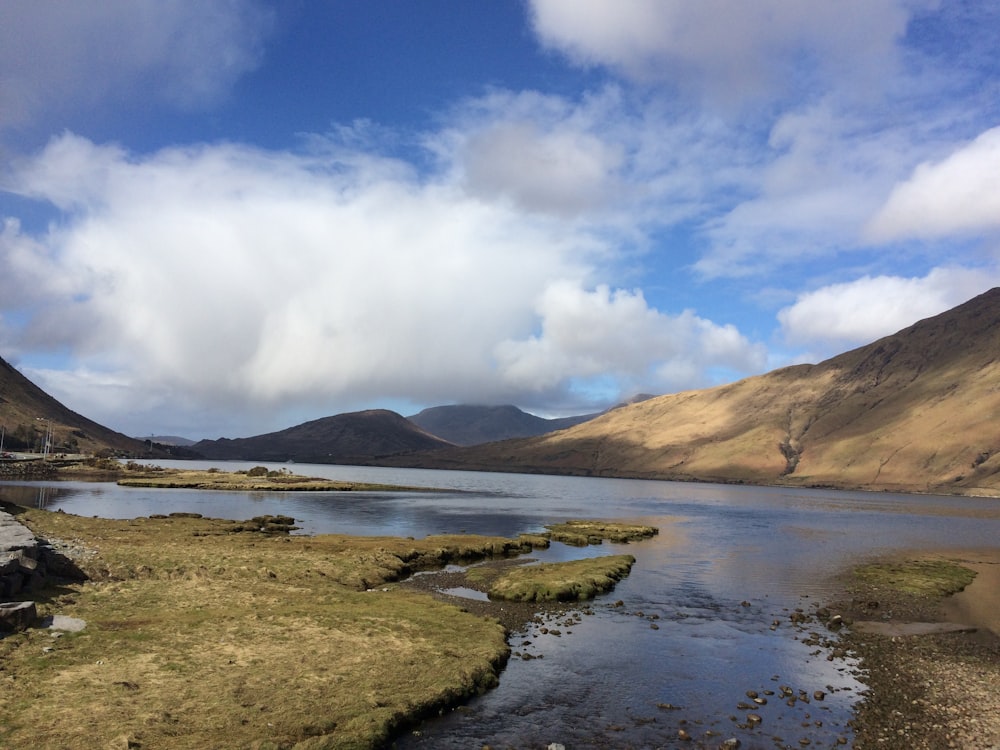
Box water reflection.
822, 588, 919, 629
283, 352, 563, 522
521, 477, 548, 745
2, 462, 999, 748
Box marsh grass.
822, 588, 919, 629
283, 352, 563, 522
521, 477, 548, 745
113, 467, 423, 492
475, 554, 637, 602
543, 520, 657, 546
0, 507, 531, 750
852, 559, 977, 598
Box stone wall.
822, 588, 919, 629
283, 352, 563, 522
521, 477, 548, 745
0, 460, 57, 480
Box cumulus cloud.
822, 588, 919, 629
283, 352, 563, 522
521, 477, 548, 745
0, 0, 273, 129
496, 282, 767, 396
866, 126, 1000, 241
777, 269, 999, 352
528, 0, 922, 104
0, 132, 769, 436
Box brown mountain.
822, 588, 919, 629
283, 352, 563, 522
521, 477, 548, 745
394, 288, 1000, 497
192, 409, 454, 463
0, 356, 146, 456
407, 404, 601, 446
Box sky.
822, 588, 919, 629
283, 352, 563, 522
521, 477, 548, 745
1, 1, 999, 441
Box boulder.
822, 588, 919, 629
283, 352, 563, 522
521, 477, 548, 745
0, 600, 37, 631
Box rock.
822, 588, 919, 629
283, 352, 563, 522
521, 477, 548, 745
719, 740, 741, 749
109, 733, 141, 749
40, 614, 87, 632
0, 600, 37, 631
547, 744, 566, 750
0, 511, 46, 595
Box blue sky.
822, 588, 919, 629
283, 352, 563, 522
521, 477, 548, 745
1, 1, 999, 440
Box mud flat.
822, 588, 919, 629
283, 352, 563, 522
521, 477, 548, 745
832, 550, 1000, 749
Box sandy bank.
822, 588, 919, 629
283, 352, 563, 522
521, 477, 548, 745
939, 548, 1000, 637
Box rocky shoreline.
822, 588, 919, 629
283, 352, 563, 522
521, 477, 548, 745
3, 497, 997, 749
830, 553, 1000, 749
402, 551, 1000, 750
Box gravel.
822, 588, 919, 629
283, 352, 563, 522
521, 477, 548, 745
834, 578, 1000, 749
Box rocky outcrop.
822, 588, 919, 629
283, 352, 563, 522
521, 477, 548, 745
0, 509, 41, 599
0, 508, 87, 631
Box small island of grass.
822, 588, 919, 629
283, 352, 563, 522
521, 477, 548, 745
475, 554, 637, 602
60, 459, 429, 492
544, 520, 658, 546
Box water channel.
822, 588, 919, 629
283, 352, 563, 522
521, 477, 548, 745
3, 460, 999, 749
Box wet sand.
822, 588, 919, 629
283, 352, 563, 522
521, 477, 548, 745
939, 548, 1000, 637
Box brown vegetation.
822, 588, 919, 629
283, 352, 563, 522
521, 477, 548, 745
401, 288, 1000, 496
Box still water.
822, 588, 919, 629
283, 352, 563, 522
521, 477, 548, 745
3, 460, 999, 749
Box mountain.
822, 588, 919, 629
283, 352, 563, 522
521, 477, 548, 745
0, 356, 147, 456
192, 409, 453, 463
407, 404, 600, 446
389, 289, 1000, 497
141, 435, 196, 447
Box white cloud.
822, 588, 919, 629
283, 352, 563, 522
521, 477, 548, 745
496, 281, 767, 395
866, 126, 1000, 241
1, 132, 770, 436
0, 0, 273, 129
777, 269, 999, 352
458, 120, 624, 217
528, 0, 923, 105
694, 101, 935, 278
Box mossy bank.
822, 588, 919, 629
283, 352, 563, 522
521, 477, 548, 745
833, 554, 1000, 749
0, 505, 652, 750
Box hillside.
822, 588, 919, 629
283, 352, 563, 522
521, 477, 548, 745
192, 409, 454, 463
407, 404, 599, 446
0, 356, 147, 456
392, 288, 1000, 497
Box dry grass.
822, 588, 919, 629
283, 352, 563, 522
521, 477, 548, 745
0, 507, 533, 750
58, 462, 428, 493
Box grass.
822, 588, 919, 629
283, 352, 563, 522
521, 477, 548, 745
88, 463, 429, 492
472, 554, 637, 602
851, 559, 977, 598
0, 506, 536, 750
543, 520, 658, 546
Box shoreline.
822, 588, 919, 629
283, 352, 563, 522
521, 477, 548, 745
830, 548, 1000, 749
3, 494, 998, 748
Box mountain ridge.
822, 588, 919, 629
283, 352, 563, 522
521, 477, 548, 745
382, 288, 1000, 496
0, 357, 147, 456
191, 409, 454, 463
407, 404, 601, 446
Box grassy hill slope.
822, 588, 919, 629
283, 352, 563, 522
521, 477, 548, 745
400, 288, 1000, 496
0, 357, 146, 456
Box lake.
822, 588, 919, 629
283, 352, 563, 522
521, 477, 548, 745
3, 460, 999, 749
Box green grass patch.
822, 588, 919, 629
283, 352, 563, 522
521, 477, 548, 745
544, 520, 657, 546
0, 506, 526, 750
484, 554, 637, 602
852, 559, 977, 598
